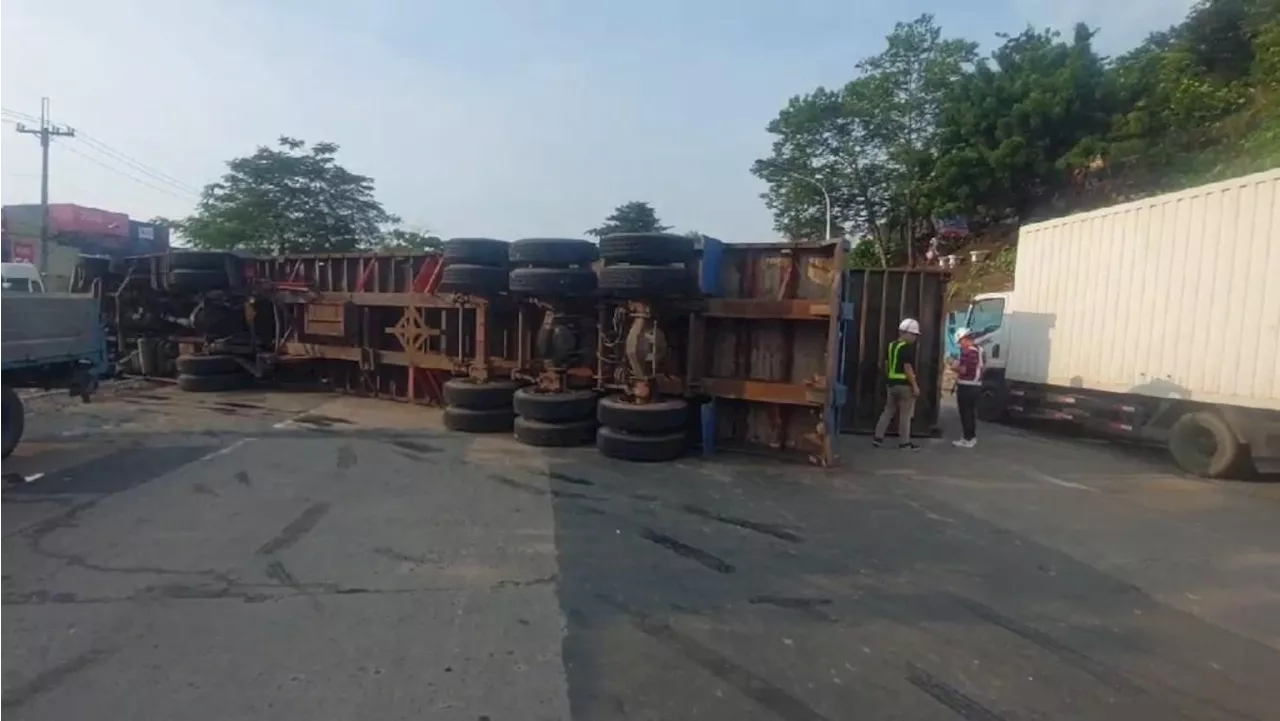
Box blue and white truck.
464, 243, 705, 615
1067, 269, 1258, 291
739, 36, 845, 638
961, 170, 1280, 478
2, 263, 108, 458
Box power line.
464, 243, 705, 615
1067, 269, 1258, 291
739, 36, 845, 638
2, 106, 200, 195
75, 134, 199, 194
57, 142, 197, 201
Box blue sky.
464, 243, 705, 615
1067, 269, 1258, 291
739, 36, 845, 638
2, 0, 1194, 241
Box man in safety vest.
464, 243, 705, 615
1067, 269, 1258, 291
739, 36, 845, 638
873, 318, 922, 450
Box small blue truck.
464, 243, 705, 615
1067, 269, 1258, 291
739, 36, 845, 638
2, 277, 108, 458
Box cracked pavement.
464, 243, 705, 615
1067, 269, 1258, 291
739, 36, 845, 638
3, 384, 1280, 720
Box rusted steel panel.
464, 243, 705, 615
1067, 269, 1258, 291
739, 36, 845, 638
256, 251, 444, 294
703, 299, 832, 320
696, 240, 845, 465
839, 269, 950, 437
302, 302, 351, 337
262, 250, 517, 405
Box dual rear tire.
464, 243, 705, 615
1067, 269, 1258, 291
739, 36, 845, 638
512, 387, 597, 447
438, 238, 511, 295
442, 378, 519, 433
597, 233, 698, 299
595, 395, 689, 462
176, 354, 251, 393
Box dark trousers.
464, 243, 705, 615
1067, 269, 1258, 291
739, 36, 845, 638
956, 384, 979, 440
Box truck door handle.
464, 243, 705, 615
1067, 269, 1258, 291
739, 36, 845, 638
992, 344, 1001, 358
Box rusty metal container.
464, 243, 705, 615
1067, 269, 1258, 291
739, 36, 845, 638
695, 239, 846, 465
839, 268, 950, 437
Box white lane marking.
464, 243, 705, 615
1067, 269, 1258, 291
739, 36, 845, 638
195, 437, 256, 463
904, 498, 955, 523
1015, 464, 1099, 492
272, 409, 327, 430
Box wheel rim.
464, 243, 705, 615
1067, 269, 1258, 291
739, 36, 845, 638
1189, 422, 1220, 460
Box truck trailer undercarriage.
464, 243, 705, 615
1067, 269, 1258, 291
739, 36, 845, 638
90, 235, 917, 467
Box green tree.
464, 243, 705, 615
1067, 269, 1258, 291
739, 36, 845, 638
927, 25, 1113, 220
752, 15, 975, 264
586, 201, 671, 237
760, 0, 1280, 268
751, 88, 869, 244
172, 137, 399, 254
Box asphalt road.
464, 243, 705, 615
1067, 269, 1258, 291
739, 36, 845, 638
3, 385, 1279, 720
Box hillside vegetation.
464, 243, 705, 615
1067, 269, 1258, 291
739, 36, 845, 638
752, 0, 1280, 268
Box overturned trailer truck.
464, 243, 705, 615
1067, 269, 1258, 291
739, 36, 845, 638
253, 236, 852, 465
100, 236, 949, 465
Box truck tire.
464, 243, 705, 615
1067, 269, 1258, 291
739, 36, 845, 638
976, 381, 1008, 423
1169, 410, 1246, 478
599, 233, 695, 265
2, 386, 25, 460
168, 269, 231, 293
443, 238, 510, 267
442, 379, 520, 410
509, 267, 597, 296
513, 417, 596, 447
598, 265, 694, 299
176, 354, 242, 376
596, 426, 686, 462
443, 406, 515, 433
513, 388, 597, 423
509, 238, 598, 267
178, 372, 250, 393
437, 264, 509, 295
597, 395, 688, 434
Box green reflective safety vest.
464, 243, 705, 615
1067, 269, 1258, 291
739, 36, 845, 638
887, 340, 908, 380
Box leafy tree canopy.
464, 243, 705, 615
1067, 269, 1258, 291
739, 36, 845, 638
586, 201, 672, 237
754, 0, 1280, 267
170, 137, 400, 254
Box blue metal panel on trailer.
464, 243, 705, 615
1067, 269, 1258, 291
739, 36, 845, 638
698, 236, 725, 295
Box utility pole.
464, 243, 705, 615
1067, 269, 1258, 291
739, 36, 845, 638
15, 97, 75, 274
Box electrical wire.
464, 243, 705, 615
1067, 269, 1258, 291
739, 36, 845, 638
56, 142, 196, 201
2, 106, 200, 196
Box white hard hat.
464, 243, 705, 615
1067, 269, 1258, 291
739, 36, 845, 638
898, 318, 920, 335
955, 326, 972, 340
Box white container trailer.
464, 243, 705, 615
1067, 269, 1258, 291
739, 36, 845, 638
964, 169, 1280, 477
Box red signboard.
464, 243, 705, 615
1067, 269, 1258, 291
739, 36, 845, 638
11, 240, 37, 264
48, 204, 130, 237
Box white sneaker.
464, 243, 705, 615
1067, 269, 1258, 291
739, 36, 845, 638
952, 438, 977, 448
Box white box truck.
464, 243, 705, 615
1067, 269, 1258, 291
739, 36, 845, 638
963, 169, 1280, 477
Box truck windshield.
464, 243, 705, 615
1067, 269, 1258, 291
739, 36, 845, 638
966, 297, 1005, 336
2, 277, 38, 292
